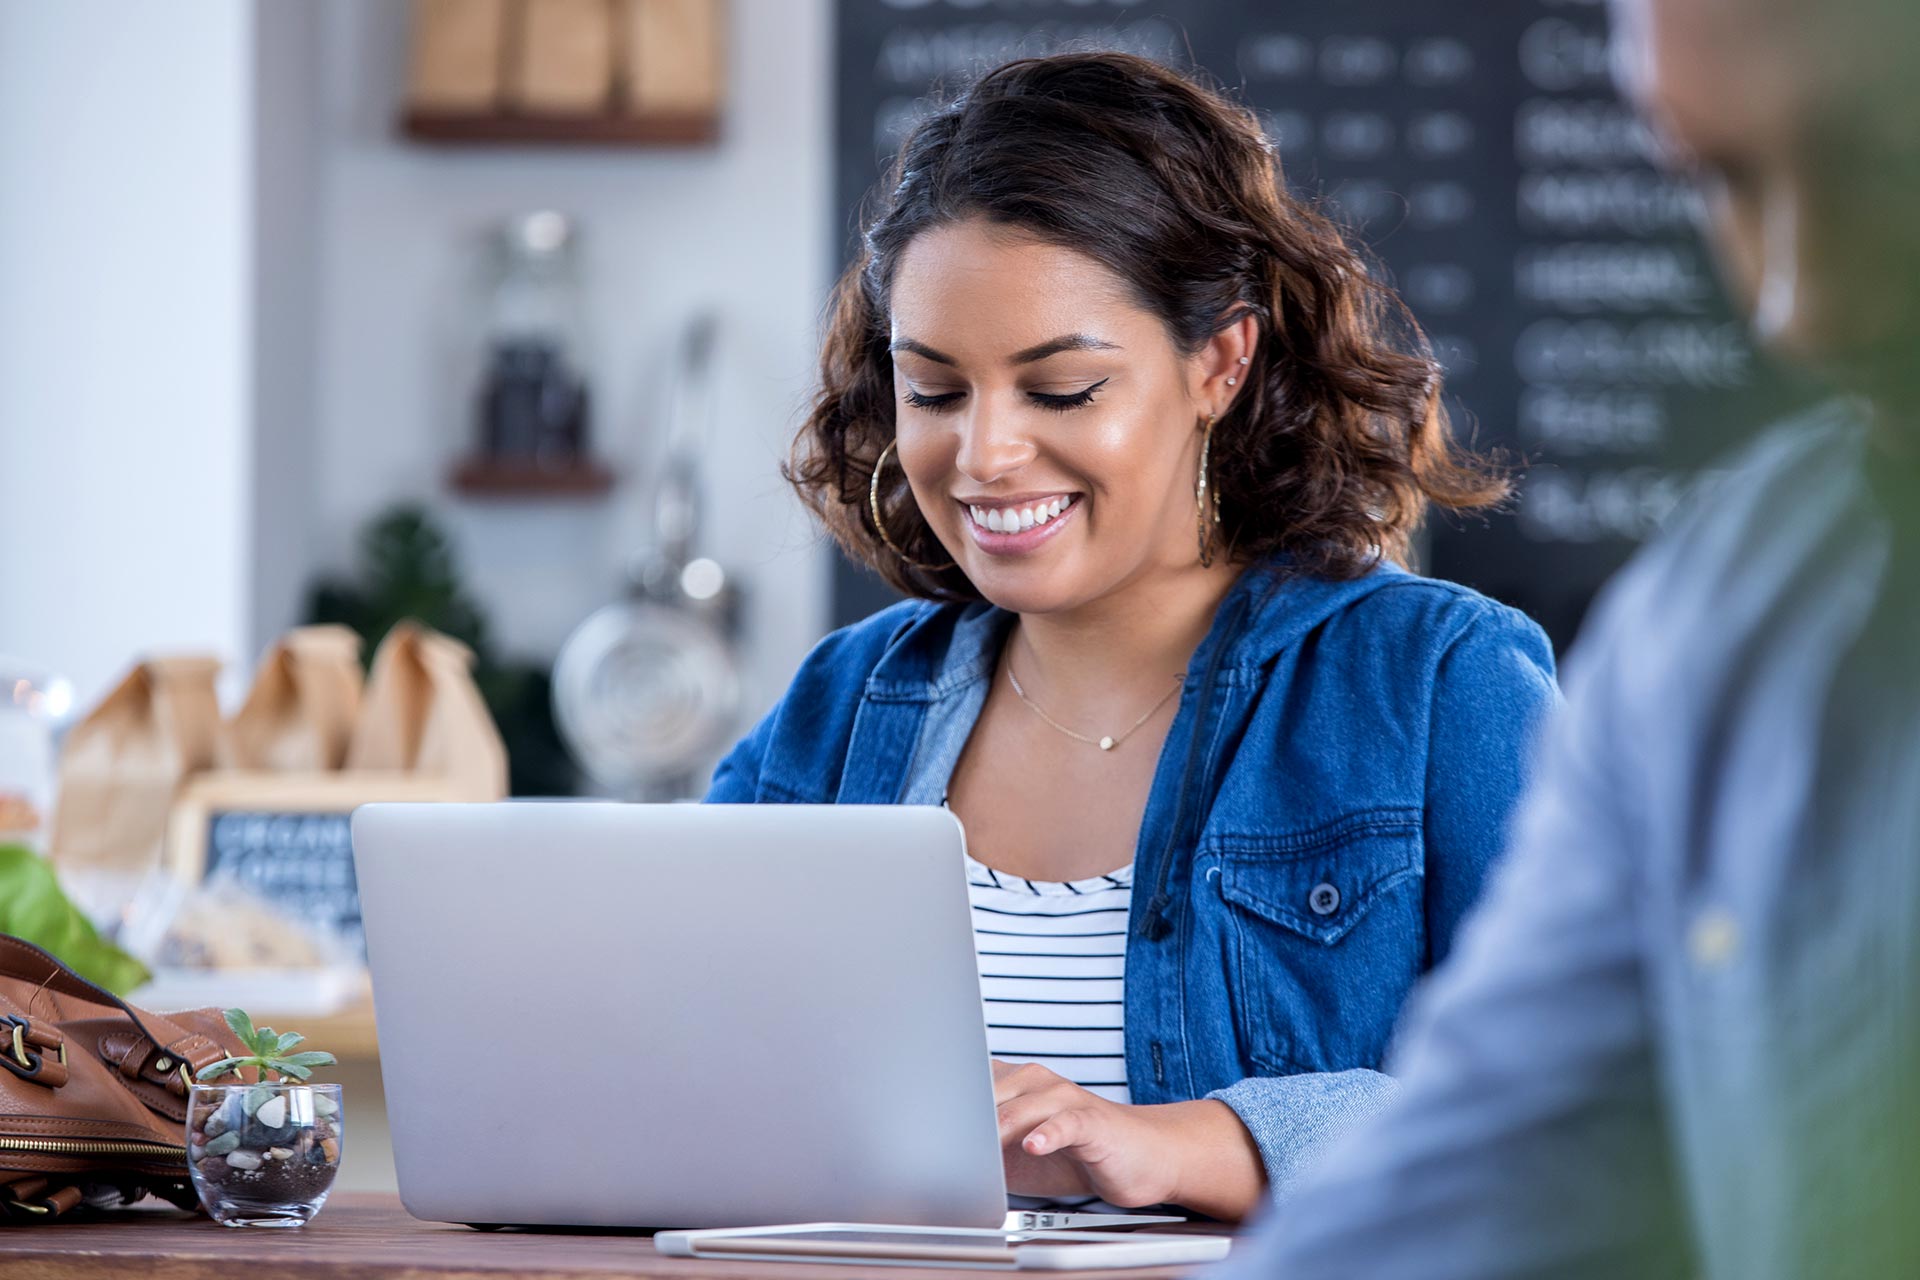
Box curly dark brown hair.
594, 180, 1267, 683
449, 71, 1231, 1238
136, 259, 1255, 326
790, 51, 1507, 600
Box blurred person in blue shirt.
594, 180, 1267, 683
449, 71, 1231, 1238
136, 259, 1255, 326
1215, 0, 1920, 1276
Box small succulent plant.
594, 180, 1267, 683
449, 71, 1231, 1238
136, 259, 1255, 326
196, 1008, 337, 1084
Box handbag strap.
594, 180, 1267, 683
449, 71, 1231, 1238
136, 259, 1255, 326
0, 935, 230, 1086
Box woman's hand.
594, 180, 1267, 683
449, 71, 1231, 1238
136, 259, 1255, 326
990, 1060, 1267, 1221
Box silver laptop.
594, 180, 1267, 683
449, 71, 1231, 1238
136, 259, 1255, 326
352, 802, 1175, 1231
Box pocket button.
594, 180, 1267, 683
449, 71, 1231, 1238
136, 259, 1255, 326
1308, 882, 1341, 916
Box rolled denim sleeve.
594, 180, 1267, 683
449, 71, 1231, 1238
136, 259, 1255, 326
1207, 1069, 1401, 1197
1207, 602, 1558, 1201
1213, 595, 1691, 1277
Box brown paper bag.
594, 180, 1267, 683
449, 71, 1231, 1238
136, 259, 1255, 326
345, 623, 508, 800
510, 0, 616, 115
50, 656, 225, 887
222, 626, 365, 773
622, 0, 723, 114
407, 0, 510, 113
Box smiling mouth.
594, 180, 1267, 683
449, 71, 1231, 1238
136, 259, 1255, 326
964, 495, 1078, 534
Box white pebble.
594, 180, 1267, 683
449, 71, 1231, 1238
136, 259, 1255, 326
257, 1096, 288, 1128
268, 1147, 294, 1161
226, 1151, 263, 1171
314, 1095, 338, 1118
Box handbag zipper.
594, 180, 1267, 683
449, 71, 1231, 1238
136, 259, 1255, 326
0, 1135, 186, 1162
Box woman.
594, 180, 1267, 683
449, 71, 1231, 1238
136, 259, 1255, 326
708, 52, 1556, 1221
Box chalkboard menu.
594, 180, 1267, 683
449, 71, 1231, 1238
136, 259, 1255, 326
203, 810, 364, 957
831, 0, 1807, 650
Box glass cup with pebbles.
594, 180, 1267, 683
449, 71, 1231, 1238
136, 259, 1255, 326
187, 1082, 343, 1226
186, 1009, 342, 1227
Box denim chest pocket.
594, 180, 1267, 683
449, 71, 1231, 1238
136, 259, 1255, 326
1212, 810, 1425, 1075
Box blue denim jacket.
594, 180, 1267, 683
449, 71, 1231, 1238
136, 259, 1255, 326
706, 559, 1557, 1198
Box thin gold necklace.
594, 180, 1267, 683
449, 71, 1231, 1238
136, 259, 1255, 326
1005, 656, 1186, 752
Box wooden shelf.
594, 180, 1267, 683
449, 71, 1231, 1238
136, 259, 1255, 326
402, 108, 719, 147
449, 457, 616, 498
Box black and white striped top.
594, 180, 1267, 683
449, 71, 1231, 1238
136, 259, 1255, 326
966, 852, 1132, 1105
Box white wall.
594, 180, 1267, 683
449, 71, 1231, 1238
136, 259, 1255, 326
0, 2, 256, 709
306, 0, 833, 757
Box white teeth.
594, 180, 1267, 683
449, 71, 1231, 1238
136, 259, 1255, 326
968, 497, 1075, 534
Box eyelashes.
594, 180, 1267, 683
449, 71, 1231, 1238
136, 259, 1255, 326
903, 378, 1109, 415
1033, 379, 1107, 412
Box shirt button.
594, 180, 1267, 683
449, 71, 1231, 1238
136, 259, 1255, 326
1308, 882, 1341, 915
1689, 908, 1740, 969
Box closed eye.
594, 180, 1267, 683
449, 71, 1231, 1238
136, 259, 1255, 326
1031, 378, 1108, 412
902, 379, 1110, 414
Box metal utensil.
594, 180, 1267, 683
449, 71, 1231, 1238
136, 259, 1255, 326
552, 315, 744, 799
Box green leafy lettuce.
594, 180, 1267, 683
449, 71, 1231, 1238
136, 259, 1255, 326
0, 843, 150, 994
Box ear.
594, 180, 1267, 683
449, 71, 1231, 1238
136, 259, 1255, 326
1188, 310, 1260, 421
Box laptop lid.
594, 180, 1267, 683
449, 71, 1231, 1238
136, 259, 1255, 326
352, 801, 1008, 1229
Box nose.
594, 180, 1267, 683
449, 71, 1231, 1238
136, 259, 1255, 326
952, 398, 1037, 485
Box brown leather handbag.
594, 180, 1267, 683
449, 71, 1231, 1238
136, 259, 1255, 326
0, 933, 245, 1221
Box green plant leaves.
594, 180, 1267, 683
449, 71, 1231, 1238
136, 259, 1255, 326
278, 1051, 337, 1069
223, 1008, 258, 1047
0, 845, 150, 994
203, 1010, 336, 1082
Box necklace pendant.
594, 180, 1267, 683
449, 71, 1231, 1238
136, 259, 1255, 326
1099, 736, 1116, 751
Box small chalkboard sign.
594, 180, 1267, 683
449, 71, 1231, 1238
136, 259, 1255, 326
165, 773, 464, 961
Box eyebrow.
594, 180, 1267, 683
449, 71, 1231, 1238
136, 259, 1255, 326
888, 333, 1121, 367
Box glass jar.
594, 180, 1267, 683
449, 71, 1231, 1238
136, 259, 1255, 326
472, 210, 593, 470
187, 1082, 343, 1227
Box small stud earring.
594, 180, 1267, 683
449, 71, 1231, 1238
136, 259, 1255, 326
1225, 377, 1237, 386
1238, 357, 1250, 365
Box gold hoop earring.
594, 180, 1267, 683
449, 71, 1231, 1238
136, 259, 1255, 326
1196, 415, 1223, 568
869, 439, 955, 573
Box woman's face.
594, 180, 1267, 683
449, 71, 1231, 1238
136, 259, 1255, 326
887, 218, 1239, 616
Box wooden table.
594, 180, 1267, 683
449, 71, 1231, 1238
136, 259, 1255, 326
0, 1193, 1216, 1279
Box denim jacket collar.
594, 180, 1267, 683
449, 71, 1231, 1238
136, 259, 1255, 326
860, 556, 1415, 707
835, 557, 1415, 829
